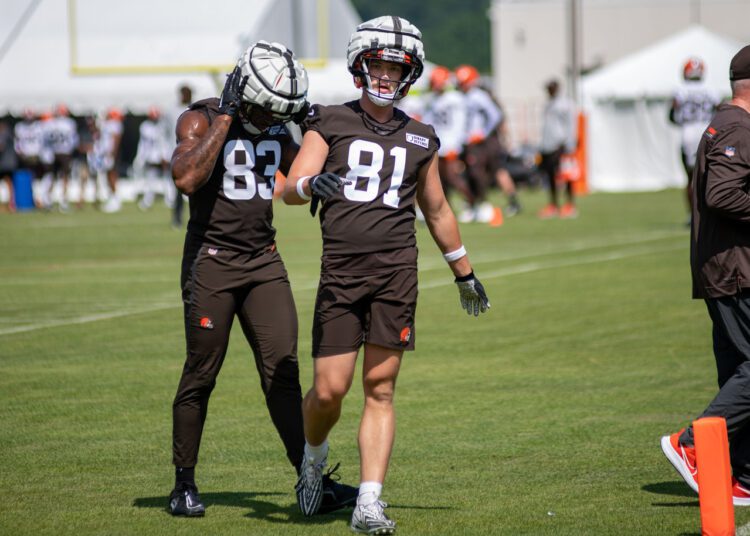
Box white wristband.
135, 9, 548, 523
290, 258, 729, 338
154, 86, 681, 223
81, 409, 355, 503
296, 176, 311, 201
443, 245, 467, 262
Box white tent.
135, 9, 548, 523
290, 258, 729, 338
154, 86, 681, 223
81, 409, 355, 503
581, 26, 742, 192
0, 0, 361, 115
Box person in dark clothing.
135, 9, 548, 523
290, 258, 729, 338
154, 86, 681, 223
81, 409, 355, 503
168, 41, 356, 518
661, 43, 750, 507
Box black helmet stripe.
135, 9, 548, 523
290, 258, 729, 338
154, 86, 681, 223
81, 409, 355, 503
391, 16, 403, 48
282, 50, 297, 95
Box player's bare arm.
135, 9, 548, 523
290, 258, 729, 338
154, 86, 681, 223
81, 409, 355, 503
418, 152, 490, 316
282, 130, 331, 205
417, 153, 473, 278
171, 110, 232, 195
279, 139, 300, 177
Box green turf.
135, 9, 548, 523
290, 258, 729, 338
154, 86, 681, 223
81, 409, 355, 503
0, 188, 743, 535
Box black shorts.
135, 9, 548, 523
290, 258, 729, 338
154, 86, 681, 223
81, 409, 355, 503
312, 248, 418, 357
53, 154, 73, 176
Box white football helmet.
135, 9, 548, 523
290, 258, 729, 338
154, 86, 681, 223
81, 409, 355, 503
347, 16, 425, 107
237, 41, 309, 133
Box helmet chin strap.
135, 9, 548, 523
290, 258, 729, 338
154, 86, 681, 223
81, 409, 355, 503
366, 88, 397, 107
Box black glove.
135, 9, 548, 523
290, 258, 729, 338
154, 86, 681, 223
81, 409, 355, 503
309, 172, 345, 199
455, 272, 491, 316
218, 66, 248, 118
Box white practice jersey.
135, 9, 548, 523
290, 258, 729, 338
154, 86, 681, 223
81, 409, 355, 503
422, 90, 467, 157
464, 86, 502, 143
671, 80, 721, 165
48, 116, 79, 155
136, 119, 169, 166
37, 119, 56, 164
14, 120, 43, 158
90, 118, 123, 171
540, 95, 577, 154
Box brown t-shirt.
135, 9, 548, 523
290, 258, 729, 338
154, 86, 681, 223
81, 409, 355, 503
185, 98, 295, 253
690, 103, 750, 298
303, 101, 439, 257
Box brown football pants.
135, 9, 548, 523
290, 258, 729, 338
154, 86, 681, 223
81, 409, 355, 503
172, 241, 304, 469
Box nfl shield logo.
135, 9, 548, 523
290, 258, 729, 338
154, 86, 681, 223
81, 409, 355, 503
725, 146, 736, 157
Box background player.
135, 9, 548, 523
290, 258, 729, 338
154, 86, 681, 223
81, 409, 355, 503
135, 106, 170, 211
669, 57, 721, 220
421, 66, 474, 209
168, 41, 356, 517
284, 16, 490, 534
455, 64, 521, 224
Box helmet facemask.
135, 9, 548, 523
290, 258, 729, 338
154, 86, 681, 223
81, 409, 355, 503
355, 48, 421, 107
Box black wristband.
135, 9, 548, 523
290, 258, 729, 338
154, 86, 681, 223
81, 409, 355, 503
454, 271, 475, 283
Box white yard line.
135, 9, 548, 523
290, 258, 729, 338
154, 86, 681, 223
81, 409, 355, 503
0, 238, 686, 337
738, 521, 750, 536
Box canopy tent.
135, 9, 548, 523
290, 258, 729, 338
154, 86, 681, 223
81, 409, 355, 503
581, 26, 741, 192
0, 0, 362, 115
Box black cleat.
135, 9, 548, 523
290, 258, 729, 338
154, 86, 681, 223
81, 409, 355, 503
168, 484, 206, 517
317, 463, 358, 515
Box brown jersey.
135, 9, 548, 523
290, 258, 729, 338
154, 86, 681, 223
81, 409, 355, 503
303, 101, 439, 256
185, 98, 295, 253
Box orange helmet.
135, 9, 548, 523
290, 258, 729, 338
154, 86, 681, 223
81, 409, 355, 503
683, 57, 704, 80
455, 64, 479, 90
429, 66, 452, 92
55, 103, 69, 116
40, 111, 53, 121
107, 108, 124, 121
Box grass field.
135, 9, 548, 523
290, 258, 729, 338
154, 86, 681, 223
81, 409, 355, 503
1, 188, 747, 535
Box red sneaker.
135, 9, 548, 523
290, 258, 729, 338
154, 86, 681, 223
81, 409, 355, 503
538, 204, 559, 219
733, 478, 750, 506
660, 430, 698, 493
560, 203, 578, 219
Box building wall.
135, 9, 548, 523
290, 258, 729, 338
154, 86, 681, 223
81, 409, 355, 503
490, 0, 750, 145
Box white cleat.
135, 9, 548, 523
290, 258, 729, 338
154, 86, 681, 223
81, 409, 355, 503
350, 500, 396, 534
295, 456, 325, 516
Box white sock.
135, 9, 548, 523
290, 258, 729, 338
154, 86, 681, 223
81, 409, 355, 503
303, 440, 328, 466
357, 481, 383, 506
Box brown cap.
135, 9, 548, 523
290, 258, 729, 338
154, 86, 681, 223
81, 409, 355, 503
730, 45, 750, 81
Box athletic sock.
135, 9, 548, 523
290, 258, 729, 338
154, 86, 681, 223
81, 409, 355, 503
357, 481, 383, 506
304, 440, 329, 466
175, 466, 195, 488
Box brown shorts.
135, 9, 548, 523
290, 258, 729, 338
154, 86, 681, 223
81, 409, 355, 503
312, 248, 418, 357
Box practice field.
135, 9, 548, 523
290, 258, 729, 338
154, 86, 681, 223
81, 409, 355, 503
2, 189, 747, 535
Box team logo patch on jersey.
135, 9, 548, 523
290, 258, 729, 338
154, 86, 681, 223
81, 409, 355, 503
725, 146, 736, 157
705, 126, 717, 139
400, 327, 412, 344
200, 317, 214, 330
406, 133, 429, 149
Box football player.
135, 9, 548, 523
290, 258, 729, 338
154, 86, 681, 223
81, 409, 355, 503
99, 108, 124, 213
135, 106, 170, 211
455, 64, 521, 223
669, 57, 721, 220
168, 41, 356, 517
283, 17, 490, 533
421, 66, 474, 207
